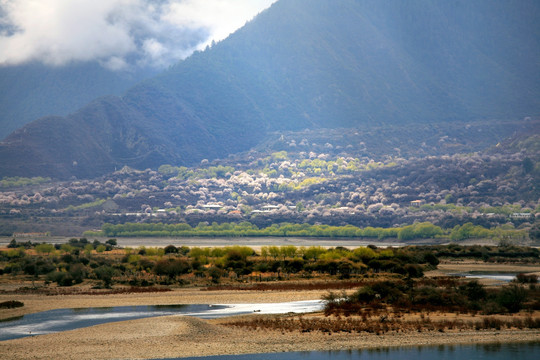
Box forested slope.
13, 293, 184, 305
1, 0, 539, 179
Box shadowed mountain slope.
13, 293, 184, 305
0, 62, 156, 140
1, 0, 539, 179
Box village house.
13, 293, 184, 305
261, 205, 280, 211
510, 212, 533, 220
13, 232, 49, 238
202, 204, 222, 210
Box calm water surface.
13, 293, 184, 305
0, 304, 219, 341
0, 300, 324, 341
450, 272, 518, 282
0, 236, 406, 249
171, 342, 540, 360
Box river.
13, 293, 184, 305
0, 236, 407, 248
166, 342, 540, 360
0, 300, 324, 341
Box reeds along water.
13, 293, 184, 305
225, 313, 540, 334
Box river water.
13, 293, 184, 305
0, 236, 406, 249
167, 342, 540, 360
449, 272, 518, 283
0, 300, 324, 341
1, 301, 538, 359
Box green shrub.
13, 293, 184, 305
515, 273, 538, 284
46, 271, 74, 286
0, 300, 24, 308
497, 284, 528, 313
459, 280, 487, 301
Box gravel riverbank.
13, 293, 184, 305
1, 288, 539, 359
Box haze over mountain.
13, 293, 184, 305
1, 0, 539, 179
0, 0, 275, 139
0, 63, 157, 139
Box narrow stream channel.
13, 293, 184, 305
0, 300, 324, 341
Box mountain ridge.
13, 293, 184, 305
1, 0, 539, 179
0, 62, 156, 140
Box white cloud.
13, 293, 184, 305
100, 56, 129, 71
164, 0, 275, 43
0, 0, 276, 70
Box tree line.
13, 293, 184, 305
2, 241, 538, 291
1, 242, 443, 288
85, 221, 526, 241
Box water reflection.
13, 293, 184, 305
169, 342, 540, 360
450, 272, 517, 282
0, 300, 324, 341
0, 304, 216, 341
0, 315, 23, 323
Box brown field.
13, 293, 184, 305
434, 260, 540, 274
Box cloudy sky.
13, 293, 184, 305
0, 0, 276, 70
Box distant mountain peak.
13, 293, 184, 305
1, 0, 539, 179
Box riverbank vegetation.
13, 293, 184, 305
1, 241, 538, 294
323, 278, 538, 315
225, 309, 540, 334
83, 221, 528, 243
224, 275, 540, 333
1, 240, 442, 288
2, 240, 540, 337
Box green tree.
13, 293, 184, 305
94, 265, 116, 288
35, 243, 55, 255
530, 222, 540, 241
352, 247, 377, 263
208, 266, 223, 284
164, 245, 179, 254
68, 263, 87, 284
106, 239, 117, 247
267, 246, 280, 259
496, 284, 528, 313
60, 244, 74, 253
23, 262, 38, 288
84, 243, 94, 254
280, 246, 297, 259
154, 259, 191, 280
459, 280, 486, 301
523, 157, 534, 174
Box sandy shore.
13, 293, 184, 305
434, 261, 540, 274
2, 261, 540, 359
2, 314, 539, 360
1, 287, 539, 359
0, 288, 330, 320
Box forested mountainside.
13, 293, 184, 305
0, 62, 155, 140
1, 0, 539, 179
0, 120, 538, 238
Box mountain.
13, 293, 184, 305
0, 62, 156, 140
1, 0, 539, 179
